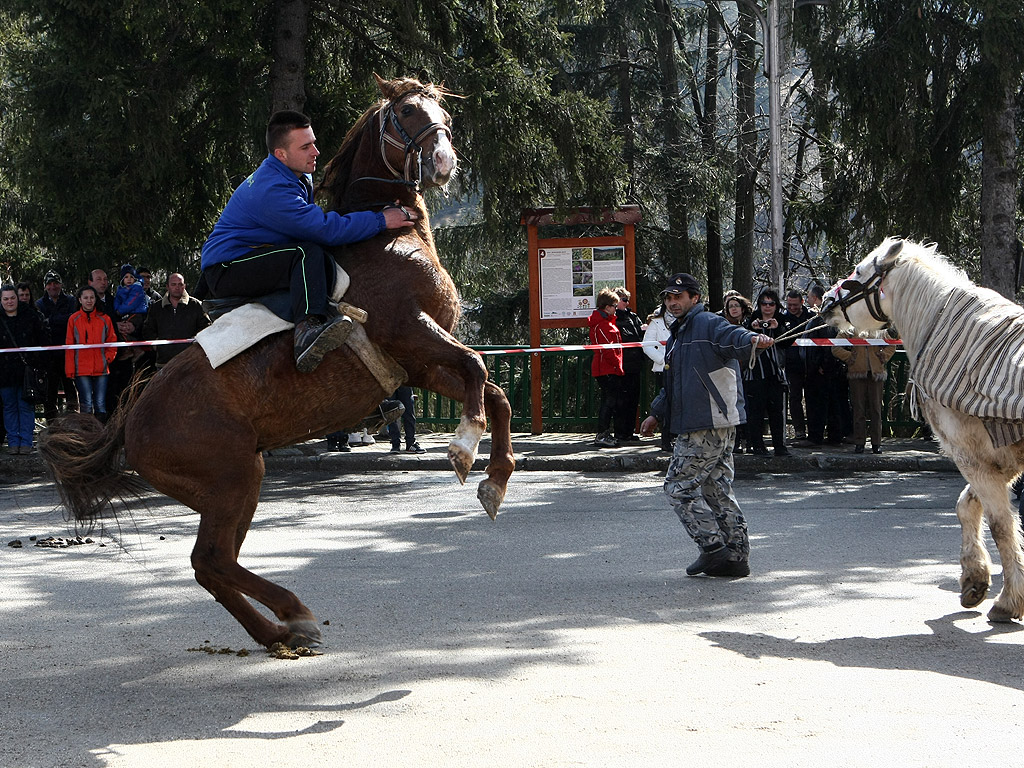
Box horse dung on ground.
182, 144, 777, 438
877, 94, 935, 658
39, 76, 515, 649
822, 237, 1024, 622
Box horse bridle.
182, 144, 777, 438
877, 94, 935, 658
374, 90, 452, 190
821, 255, 896, 326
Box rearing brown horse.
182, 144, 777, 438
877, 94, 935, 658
40, 76, 515, 648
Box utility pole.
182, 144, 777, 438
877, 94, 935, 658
728, 0, 827, 295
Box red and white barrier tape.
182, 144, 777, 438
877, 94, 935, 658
0, 338, 194, 354
793, 338, 902, 346
0, 336, 903, 356
478, 341, 662, 356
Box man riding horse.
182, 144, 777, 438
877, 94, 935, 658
200, 109, 417, 372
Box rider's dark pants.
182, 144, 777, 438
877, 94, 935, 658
203, 242, 334, 321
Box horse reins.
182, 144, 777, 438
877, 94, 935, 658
351, 90, 452, 193
820, 256, 896, 326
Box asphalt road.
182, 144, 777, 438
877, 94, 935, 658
2, 468, 1022, 767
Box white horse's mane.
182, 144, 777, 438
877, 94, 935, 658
885, 238, 967, 289
879, 238, 1008, 360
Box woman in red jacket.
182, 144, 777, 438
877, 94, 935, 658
588, 288, 625, 448
65, 285, 117, 421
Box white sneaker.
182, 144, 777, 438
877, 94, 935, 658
348, 429, 375, 446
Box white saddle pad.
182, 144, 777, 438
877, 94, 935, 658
195, 266, 351, 369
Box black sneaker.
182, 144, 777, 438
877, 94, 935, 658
406, 442, 426, 454
358, 400, 405, 434
593, 433, 619, 448
705, 558, 751, 578
294, 314, 354, 373
685, 546, 731, 576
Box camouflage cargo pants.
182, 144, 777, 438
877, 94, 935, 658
664, 427, 749, 557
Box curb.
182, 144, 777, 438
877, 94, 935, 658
0, 440, 959, 485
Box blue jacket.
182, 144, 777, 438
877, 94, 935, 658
114, 283, 149, 316
650, 303, 760, 434
201, 154, 387, 269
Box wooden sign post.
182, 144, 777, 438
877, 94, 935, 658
521, 206, 641, 434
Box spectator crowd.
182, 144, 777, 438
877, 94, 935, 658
0, 266, 210, 454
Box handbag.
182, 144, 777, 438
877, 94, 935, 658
22, 364, 48, 405
2, 317, 47, 405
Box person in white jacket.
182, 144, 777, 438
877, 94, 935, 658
642, 301, 673, 451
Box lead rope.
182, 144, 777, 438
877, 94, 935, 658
745, 315, 816, 369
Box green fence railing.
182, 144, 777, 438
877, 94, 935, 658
416, 347, 925, 436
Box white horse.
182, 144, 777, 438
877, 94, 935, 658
822, 237, 1024, 622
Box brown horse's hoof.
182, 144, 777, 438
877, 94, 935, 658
960, 582, 989, 609
448, 445, 472, 485
284, 619, 323, 648
477, 478, 506, 521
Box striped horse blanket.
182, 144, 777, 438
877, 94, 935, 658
913, 287, 1024, 448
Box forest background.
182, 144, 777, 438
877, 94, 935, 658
1, 0, 1022, 345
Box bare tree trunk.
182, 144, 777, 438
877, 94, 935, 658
703, 3, 723, 309
617, 36, 636, 197
980, 80, 1018, 298
269, 0, 310, 113
652, 0, 690, 275
782, 131, 807, 281
733, 4, 756, 299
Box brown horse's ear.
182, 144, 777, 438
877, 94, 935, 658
373, 73, 394, 100
880, 238, 904, 270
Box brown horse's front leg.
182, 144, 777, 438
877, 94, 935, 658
398, 314, 514, 517
420, 367, 515, 520
477, 379, 514, 518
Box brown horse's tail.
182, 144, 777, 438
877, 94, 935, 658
38, 386, 149, 530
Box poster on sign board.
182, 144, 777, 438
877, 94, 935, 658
538, 245, 626, 320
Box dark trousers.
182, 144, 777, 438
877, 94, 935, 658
831, 374, 853, 440
653, 371, 675, 449
744, 377, 786, 451
106, 356, 134, 414
804, 370, 829, 443
786, 365, 806, 435
387, 386, 418, 448
42, 350, 78, 419
595, 374, 623, 435
613, 364, 642, 439
204, 242, 334, 320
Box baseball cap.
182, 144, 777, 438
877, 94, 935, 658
661, 273, 700, 295
43, 271, 62, 285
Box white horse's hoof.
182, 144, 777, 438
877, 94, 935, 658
988, 603, 1022, 623
960, 580, 990, 609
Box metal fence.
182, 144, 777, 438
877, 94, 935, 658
417, 347, 925, 436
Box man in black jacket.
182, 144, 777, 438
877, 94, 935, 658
142, 273, 211, 369
35, 271, 79, 419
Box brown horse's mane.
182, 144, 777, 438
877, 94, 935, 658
318, 77, 450, 213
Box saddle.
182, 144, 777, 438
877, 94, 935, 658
194, 268, 405, 393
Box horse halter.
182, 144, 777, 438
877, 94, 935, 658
821, 256, 895, 326
377, 91, 452, 190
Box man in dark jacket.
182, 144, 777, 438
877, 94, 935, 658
35, 271, 79, 419
640, 273, 774, 578
142, 273, 211, 369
